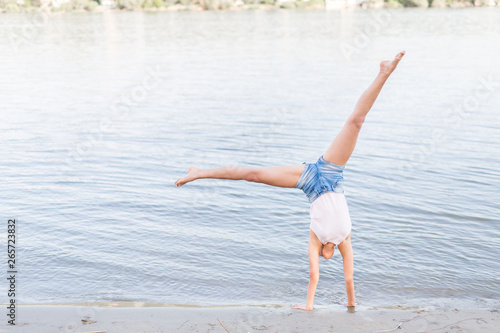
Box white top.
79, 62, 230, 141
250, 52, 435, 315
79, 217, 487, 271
309, 192, 352, 245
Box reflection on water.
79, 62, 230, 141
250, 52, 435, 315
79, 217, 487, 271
1, 8, 499, 308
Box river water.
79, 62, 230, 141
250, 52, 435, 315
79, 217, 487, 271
1, 8, 499, 309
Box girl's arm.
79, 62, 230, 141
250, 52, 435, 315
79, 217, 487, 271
338, 234, 355, 307
293, 230, 321, 311
305, 250, 320, 310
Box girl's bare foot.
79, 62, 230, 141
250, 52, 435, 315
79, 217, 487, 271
379, 51, 405, 76
174, 166, 200, 187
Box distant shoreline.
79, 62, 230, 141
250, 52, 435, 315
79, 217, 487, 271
1, 0, 498, 14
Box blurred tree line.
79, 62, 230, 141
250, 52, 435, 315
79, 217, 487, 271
0, 0, 497, 12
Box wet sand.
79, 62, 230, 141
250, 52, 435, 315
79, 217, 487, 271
2, 303, 499, 332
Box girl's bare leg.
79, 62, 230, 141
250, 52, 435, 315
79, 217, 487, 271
323, 51, 405, 166
176, 52, 405, 188
174, 164, 306, 188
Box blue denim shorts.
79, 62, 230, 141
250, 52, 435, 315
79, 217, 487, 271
295, 156, 345, 203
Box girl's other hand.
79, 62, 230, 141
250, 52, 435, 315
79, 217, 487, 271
292, 304, 312, 311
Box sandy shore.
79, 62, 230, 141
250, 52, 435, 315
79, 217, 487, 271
1, 303, 499, 332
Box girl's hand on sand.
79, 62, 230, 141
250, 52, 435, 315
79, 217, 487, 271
292, 304, 312, 311
341, 302, 357, 306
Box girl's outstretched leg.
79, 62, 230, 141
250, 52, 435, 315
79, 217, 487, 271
174, 164, 306, 188
323, 51, 405, 166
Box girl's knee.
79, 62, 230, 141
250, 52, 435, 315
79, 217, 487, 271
244, 168, 260, 182
348, 116, 365, 130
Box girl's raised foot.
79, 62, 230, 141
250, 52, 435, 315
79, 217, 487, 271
174, 166, 200, 187
380, 51, 405, 76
